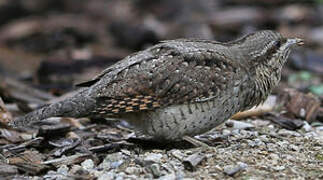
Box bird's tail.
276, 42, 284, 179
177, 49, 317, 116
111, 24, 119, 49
9, 89, 96, 128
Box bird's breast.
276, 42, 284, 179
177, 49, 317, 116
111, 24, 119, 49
123, 90, 245, 140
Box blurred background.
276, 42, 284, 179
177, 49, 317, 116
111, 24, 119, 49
0, 1, 322, 178
0, 0, 322, 104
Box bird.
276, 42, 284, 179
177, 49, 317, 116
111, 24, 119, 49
10, 30, 304, 141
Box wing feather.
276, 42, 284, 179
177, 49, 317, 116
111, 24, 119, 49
85, 42, 246, 115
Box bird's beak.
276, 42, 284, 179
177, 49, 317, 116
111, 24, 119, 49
287, 38, 304, 46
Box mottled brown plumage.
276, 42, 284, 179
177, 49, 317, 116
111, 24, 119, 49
10, 30, 303, 140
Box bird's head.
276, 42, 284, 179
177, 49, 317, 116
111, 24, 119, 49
235, 30, 304, 68
231, 30, 304, 106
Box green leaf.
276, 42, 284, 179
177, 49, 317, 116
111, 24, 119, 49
309, 84, 323, 96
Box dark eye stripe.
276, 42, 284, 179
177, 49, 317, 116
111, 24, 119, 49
273, 38, 287, 49
274, 40, 281, 48
263, 39, 281, 60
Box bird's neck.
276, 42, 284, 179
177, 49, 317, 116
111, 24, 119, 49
255, 63, 280, 102
250, 52, 289, 106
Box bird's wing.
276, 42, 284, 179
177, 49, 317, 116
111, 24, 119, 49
87, 43, 246, 114
76, 50, 155, 87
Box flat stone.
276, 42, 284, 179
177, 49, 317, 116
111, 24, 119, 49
252, 119, 270, 127
81, 159, 94, 170
170, 150, 185, 160
226, 120, 255, 130
277, 129, 301, 137
222, 129, 231, 136
223, 162, 248, 176
125, 166, 140, 175
99, 152, 124, 169
144, 153, 163, 163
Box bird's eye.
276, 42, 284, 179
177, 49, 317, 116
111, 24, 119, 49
273, 40, 281, 48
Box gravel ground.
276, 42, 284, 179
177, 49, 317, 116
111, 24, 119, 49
28, 118, 322, 180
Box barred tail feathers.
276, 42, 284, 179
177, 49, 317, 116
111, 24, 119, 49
10, 89, 95, 127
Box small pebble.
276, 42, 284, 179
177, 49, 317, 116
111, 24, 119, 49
226, 120, 255, 130
81, 159, 94, 170
266, 143, 277, 152
115, 172, 126, 180
100, 152, 124, 169
247, 138, 265, 147
223, 162, 248, 176
273, 166, 285, 171
259, 135, 269, 142
316, 126, 323, 131
222, 129, 231, 136
302, 122, 312, 132
57, 165, 69, 175
231, 129, 241, 136
278, 129, 301, 137
171, 150, 185, 160
150, 163, 162, 178
121, 149, 132, 156
269, 153, 279, 165
289, 144, 299, 151
125, 166, 140, 175
252, 119, 270, 127
304, 131, 318, 137
144, 153, 163, 163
